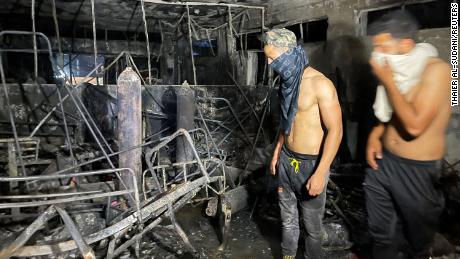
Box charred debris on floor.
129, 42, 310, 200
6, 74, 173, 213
0, 0, 459, 258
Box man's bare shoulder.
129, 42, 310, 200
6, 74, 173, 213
424, 57, 451, 77
311, 74, 336, 96
303, 68, 334, 90
421, 57, 451, 89
308, 76, 337, 104
313, 75, 334, 88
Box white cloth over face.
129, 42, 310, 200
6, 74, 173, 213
372, 43, 438, 122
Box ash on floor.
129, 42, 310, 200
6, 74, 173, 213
138, 204, 352, 259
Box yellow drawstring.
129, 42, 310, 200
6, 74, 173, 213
288, 158, 301, 174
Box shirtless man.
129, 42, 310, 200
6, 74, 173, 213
264, 29, 342, 259
364, 11, 451, 259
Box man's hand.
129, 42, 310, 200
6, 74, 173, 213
270, 156, 279, 175
371, 59, 449, 138
369, 58, 395, 88
306, 172, 326, 196
366, 137, 382, 170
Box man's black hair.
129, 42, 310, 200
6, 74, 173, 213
368, 10, 420, 40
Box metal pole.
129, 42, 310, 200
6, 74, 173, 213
55, 206, 96, 259
29, 49, 131, 139
6, 176, 219, 257
205, 29, 215, 56
50, 0, 63, 66
140, 0, 152, 85
156, 20, 164, 62
261, 8, 265, 33
63, 85, 116, 167
29, 63, 103, 138
186, 4, 197, 85
73, 85, 114, 154
228, 6, 233, 40
55, 85, 75, 163
200, 97, 252, 145
111, 190, 196, 257
90, 0, 98, 85
242, 78, 277, 180
142, 0, 264, 10
0, 206, 57, 258
61, 84, 134, 202
196, 106, 222, 157
216, 112, 252, 147
227, 71, 268, 143
31, 0, 38, 80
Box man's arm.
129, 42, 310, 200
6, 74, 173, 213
307, 78, 343, 196
366, 123, 385, 170
270, 131, 284, 175
370, 59, 450, 137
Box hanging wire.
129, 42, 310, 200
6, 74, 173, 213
25, 0, 70, 163
90, 0, 98, 84
140, 0, 152, 85
56, 85, 76, 164
50, 0, 63, 67
189, 18, 200, 40
156, 20, 163, 62
31, 0, 38, 79
186, 4, 197, 85
188, 10, 245, 32
239, 12, 245, 51
228, 6, 233, 41
205, 29, 215, 57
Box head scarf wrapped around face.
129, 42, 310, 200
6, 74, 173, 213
269, 41, 309, 136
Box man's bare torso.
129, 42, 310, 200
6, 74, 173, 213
286, 67, 333, 155
383, 58, 452, 160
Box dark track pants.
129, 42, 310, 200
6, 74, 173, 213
363, 149, 444, 259
278, 145, 328, 259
